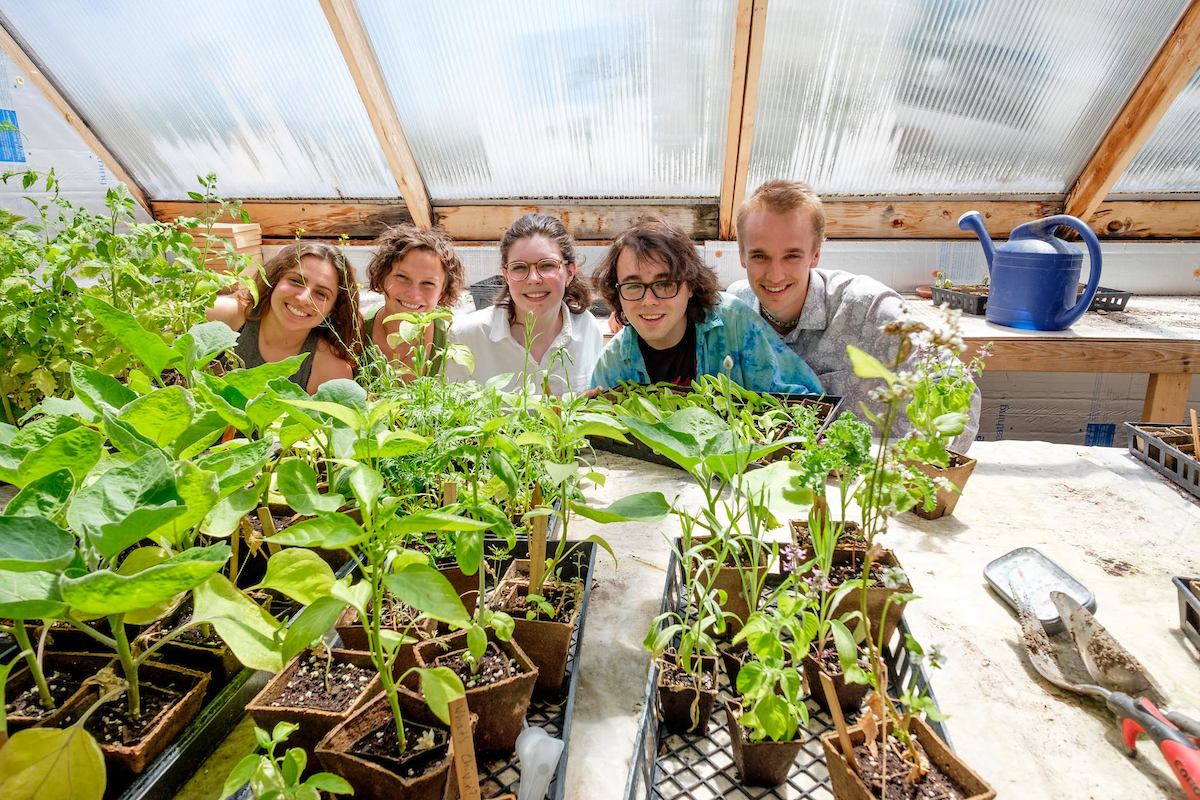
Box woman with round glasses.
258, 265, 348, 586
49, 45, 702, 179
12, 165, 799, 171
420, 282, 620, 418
590, 214, 822, 394
445, 212, 604, 394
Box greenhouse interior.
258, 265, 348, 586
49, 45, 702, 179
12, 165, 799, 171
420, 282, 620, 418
1, 1, 1199, 799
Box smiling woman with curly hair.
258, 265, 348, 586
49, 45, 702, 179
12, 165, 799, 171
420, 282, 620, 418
207, 242, 363, 394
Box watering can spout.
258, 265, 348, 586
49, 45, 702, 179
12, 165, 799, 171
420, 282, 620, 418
957, 211, 995, 271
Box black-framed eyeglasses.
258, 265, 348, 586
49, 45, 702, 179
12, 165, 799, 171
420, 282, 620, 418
614, 279, 683, 301
504, 258, 564, 281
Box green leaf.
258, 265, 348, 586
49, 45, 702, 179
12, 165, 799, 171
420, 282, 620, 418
82, 295, 180, 378
756, 694, 790, 741
847, 345, 896, 387
276, 459, 343, 515
348, 464, 384, 510
118, 546, 182, 625
102, 410, 164, 459
467, 625, 487, 661
195, 438, 275, 499
175, 321, 239, 373
174, 410, 230, 460
15, 426, 104, 488
543, 461, 579, 486
416, 667, 465, 725
67, 450, 180, 557
117, 386, 195, 447
932, 412, 968, 435
245, 377, 309, 431
570, 491, 670, 524
10, 416, 83, 450
388, 510, 493, 535
268, 512, 365, 549
0, 568, 66, 618
191, 373, 252, 432
255, 549, 335, 606
221, 355, 308, 398
305, 774, 354, 795
60, 543, 229, 615
221, 754, 262, 800
5, 469, 74, 520
488, 449, 519, 499
0, 725, 107, 800
311, 378, 368, 410
619, 407, 726, 471
98, 504, 188, 562
154, 460, 219, 547
282, 596, 346, 664
201, 479, 266, 539
382, 562, 470, 627
330, 580, 371, 619
353, 429, 428, 460
192, 574, 284, 672
0, 514, 76, 571
738, 460, 814, 518
283, 399, 363, 433
490, 610, 514, 641
70, 362, 136, 414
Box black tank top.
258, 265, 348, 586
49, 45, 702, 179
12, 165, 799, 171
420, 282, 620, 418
233, 318, 320, 390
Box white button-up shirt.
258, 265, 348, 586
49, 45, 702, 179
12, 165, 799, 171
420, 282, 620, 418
445, 303, 606, 396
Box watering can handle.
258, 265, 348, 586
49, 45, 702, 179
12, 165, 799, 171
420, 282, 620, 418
1026, 215, 1103, 329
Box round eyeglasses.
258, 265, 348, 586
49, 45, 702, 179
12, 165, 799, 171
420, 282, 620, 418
614, 279, 683, 301
504, 258, 564, 281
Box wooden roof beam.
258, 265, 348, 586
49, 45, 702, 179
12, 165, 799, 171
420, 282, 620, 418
1064, 0, 1200, 223
319, 0, 433, 229
0, 20, 151, 213
718, 0, 768, 241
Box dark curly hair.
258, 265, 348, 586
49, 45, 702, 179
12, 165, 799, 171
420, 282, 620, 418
593, 214, 719, 325
238, 242, 363, 361
494, 213, 592, 323
366, 224, 464, 308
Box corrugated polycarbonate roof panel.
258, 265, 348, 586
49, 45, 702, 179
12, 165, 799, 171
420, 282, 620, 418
0, 0, 398, 199
1113, 69, 1200, 195
747, 0, 1191, 196
357, 0, 736, 200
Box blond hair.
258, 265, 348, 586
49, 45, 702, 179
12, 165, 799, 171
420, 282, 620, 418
736, 180, 826, 250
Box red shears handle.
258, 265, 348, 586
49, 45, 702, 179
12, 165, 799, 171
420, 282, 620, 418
1107, 693, 1200, 800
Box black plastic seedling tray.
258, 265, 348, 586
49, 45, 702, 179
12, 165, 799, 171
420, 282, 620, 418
624, 549, 948, 800
590, 392, 843, 472
1175, 576, 1200, 656
1124, 422, 1200, 500
931, 286, 987, 315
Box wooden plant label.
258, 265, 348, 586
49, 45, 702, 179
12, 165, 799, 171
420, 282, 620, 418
530, 486, 547, 591
442, 481, 458, 506
819, 671, 859, 776
1190, 408, 1199, 456
256, 507, 281, 556
448, 695, 481, 800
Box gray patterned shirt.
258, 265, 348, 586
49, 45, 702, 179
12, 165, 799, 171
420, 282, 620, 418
729, 270, 980, 451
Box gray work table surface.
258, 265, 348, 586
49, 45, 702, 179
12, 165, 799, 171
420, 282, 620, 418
568, 440, 1200, 800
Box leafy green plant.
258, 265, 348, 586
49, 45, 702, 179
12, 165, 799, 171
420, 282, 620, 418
222, 721, 353, 800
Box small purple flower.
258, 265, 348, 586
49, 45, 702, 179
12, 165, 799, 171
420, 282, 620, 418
781, 544, 803, 574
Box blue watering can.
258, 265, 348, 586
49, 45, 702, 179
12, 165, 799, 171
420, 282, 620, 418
958, 211, 1102, 331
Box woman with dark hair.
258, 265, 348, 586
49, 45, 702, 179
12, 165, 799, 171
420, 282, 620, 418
364, 224, 464, 380
445, 212, 604, 395
590, 215, 822, 394
207, 242, 363, 394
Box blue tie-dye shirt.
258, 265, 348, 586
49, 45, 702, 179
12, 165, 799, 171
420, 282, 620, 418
590, 292, 823, 395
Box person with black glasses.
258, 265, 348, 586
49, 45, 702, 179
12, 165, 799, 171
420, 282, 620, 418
590, 214, 822, 394
445, 212, 605, 394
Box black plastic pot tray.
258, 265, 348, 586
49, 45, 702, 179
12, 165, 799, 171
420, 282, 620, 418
624, 549, 948, 800
1124, 422, 1200, 500
230, 538, 596, 800
1175, 576, 1200, 655
930, 286, 987, 316
590, 391, 844, 472
1079, 284, 1132, 312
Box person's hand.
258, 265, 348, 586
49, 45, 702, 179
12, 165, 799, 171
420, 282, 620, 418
607, 311, 624, 334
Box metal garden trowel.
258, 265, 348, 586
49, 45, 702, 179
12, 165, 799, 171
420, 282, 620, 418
1014, 585, 1200, 799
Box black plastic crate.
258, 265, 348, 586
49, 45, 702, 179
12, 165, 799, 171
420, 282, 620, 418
590, 392, 844, 472
469, 275, 506, 310
1174, 576, 1200, 656
624, 548, 949, 800
930, 286, 987, 315
1079, 284, 1132, 312
1124, 422, 1200, 500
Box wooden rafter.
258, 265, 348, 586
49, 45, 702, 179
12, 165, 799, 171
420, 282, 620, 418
0, 20, 151, 212
1064, 0, 1200, 222
319, 0, 433, 229
154, 198, 1200, 241
718, 0, 768, 240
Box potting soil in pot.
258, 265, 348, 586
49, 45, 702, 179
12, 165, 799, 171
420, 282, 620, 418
493, 581, 580, 623
853, 735, 967, 800
658, 657, 717, 693
435, 642, 524, 689
5, 668, 86, 720
267, 653, 375, 712
827, 558, 890, 587
349, 719, 451, 778
78, 681, 184, 747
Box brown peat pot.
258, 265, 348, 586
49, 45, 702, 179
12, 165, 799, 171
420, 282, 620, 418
726, 698, 805, 786
413, 628, 537, 754
315, 687, 461, 800
4, 652, 110, 733
827, 546, 912, 648
141, 600, 242, 690
490, 558, 582, 693
245, 648, 381, 755
655, 652, 719, 734
820, 716, 996, 800
75, 661, 209, 775
692, 536, 768, 638
910, 450, 977, 520
786, 519, 865, 567
717, 640, 751, 692
334, 603, 437, 678
801, 651, 870, 714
